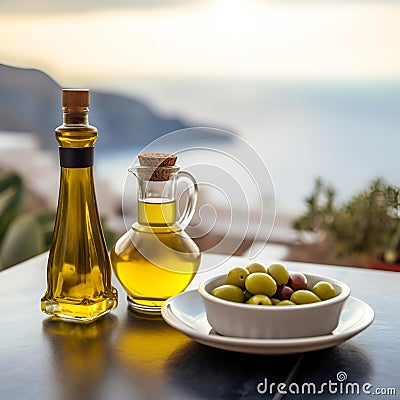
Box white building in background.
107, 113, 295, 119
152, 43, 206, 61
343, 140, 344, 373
0, 131, 118, 218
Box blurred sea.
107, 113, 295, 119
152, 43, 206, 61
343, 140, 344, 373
94, 77, 400, 216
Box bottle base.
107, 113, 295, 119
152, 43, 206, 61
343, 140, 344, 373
41, 296, 118, 323
127, 296, 163, 316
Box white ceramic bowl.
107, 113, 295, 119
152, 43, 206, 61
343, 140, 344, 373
199, 272, 351, 339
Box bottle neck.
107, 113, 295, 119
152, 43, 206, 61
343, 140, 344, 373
60, 166, 95, 180
58, 167, 97, 203
137, 199, 177, 226
135, 177, 177, 225
63, 107, 89, 125
56, 106, 97, 148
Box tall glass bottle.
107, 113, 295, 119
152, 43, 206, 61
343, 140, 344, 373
41, 89, 118, 322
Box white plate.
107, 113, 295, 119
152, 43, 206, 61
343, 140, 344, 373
161, 290, 374, 355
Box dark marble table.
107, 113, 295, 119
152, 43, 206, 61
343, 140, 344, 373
0, 252, 399, 400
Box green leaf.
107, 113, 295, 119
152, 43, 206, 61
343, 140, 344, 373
0, 172, 24, 244
0, 214, 43, 270
0, 210, 56, 270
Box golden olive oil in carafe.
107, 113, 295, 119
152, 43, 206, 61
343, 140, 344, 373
111, 156, 201, 314
111, 199, 200, 310
41, 89, 118, 321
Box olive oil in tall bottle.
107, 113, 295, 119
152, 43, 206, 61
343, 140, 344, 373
41, 89, 118, 322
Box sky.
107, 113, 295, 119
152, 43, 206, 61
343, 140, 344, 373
0, 0, 399, 84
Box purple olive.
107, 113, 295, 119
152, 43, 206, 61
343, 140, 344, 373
276, 285, 293, 300
288, 272, 308, 291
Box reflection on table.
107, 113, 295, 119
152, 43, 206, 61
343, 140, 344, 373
0, 252, 399, 400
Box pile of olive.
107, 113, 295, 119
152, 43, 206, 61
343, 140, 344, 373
211, 262, 337, 306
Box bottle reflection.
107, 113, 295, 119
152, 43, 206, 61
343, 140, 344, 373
114, 311, 191, 385
42, 315, 117, 400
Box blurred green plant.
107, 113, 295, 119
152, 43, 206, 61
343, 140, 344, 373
0, 210, 56, 269
0, 172, 24, 244
101, 217, 116, 251
0, 171, 56, 270
293, 177, 400, 265
0, 171, 116, 270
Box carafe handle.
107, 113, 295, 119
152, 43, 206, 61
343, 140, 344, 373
176, 170, 198, 230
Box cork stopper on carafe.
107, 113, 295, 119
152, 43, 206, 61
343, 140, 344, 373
62, 89, 90, 107
138, 152, 177, 181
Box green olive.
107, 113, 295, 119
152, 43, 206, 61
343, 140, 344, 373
211, 284, 245, 303
290, 290, 322, 304
246, 294, 272, 305
312, 281, 336, 300
246, 262, 268, 274
276, 300, 296, 306
245, 272, 277, 297
271, 298, 280, 305
226, 267, 249, 289
267, 262, 289, 285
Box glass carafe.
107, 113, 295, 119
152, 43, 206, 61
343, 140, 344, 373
111, 163, 201, 315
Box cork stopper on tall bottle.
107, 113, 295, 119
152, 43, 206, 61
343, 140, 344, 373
62, 89, 90, 107
138, 152, 177, 181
